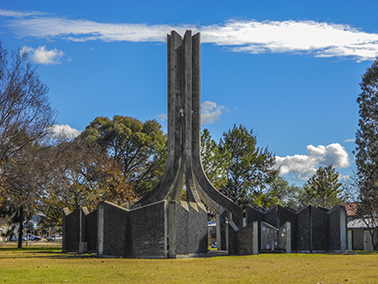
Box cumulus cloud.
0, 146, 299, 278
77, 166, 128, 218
48, 124, 81, 139
21, 46, 64, 64
2, 9, 378, 61
201, 101, 226, 124
275, 143, 350, 180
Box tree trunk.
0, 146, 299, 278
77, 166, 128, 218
17, 219, 23, 249
17, 207, 24, 249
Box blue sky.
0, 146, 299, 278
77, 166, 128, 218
1, 0, 378, 186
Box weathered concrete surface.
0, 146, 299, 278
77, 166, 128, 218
126, 200, 167, 258
62, 207, 83, 252
228, 221, 258, 255
86, 209, 97, 252
97, 201, 129, 257
133, 30, 243, 228
244, 204, 347, 253
328, 206, 347, 252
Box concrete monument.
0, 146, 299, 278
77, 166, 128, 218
63, 30, 243, 258
63, 30, 347, 257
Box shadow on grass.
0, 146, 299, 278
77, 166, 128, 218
0, 246, 98, 260
350, 250, 378, 255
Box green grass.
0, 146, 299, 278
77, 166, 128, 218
1, 245, 378, 283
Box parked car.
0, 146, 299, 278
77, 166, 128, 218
47, 234, 62, 242
8, 236, 26, 242
27, 234, 41, 241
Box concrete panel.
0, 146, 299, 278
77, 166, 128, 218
217, 210, 228, 250
168, 201, 207, 257
63, 208, 81, 252
168, 201, 189, 257
328, 206, 347, 251
188, 203, 208, 254
277, 206, 297, 251
264, 206, 278, 228
311, 207, 329, 251
98, 201, 129, 257
86, 210, 97, 252
245, 206, 265, 224
127, 200, 167, 258
235, 221, 258, 255
297, 206, 311, 252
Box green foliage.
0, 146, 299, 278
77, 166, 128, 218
300, 165, 344, 208
79, 115, 167, 197
200, 128, 230, 189
268, 177, 304, 210
355, 58, 378, 250
218, 124, 279, 208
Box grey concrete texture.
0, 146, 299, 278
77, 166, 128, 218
132, 30, 243, 228
62, 207, 84, 252
126, 200, 167, 258
245, 204, 347, 253
85, 210, 97, 252
97, 201, 129, 257
168, 201, 208, 257
228, 221, 258, 255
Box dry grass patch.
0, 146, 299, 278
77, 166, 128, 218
1, 246, 378, 283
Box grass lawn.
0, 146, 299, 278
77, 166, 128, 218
1, 244, 378, 283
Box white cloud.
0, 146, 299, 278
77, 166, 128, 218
201, 101, 226, 124
344, 139, 355, 142
48, 124, 81, 139
155, 102, 226, 124
21, 46, 64, 64
0, 9, 46, 17
3, 10, 378, 61
157, 113, 167, 122
275, 143, 350, 180
201, 20, 378, 61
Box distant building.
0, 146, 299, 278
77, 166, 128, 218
346, 202, 377, 251
348, 217, 377, 251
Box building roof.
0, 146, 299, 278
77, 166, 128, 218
348, 217, 377, 229
345, 202, 358, 216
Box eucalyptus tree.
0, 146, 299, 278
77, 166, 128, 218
79, 116, 167, 197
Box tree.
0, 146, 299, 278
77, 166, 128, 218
268, 177, 303, 210
0, 42, 55, 247
36, 140, 135, 224
0, 42, 55, 168
219, 124, 279, 208
79, 116, 166, 197
355, 58, 378, 250
200, 128, 230, 190
300, 165, 345, 209
0, 143, 44, 248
